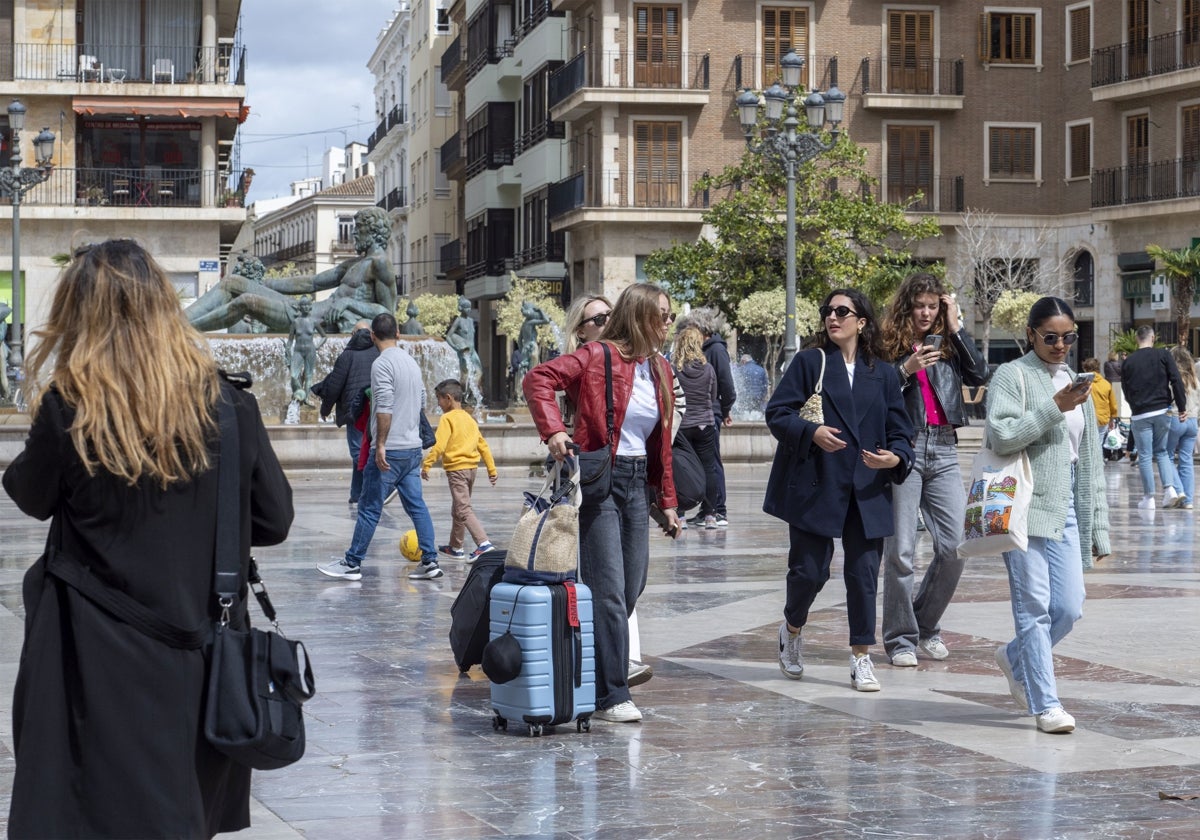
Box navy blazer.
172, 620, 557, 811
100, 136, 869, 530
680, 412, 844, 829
762, 347, 915, 539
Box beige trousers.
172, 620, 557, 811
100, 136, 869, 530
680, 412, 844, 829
446, 468, 488, 549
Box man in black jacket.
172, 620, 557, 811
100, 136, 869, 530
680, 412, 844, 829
314, 321, 378, 505
1123, 325, 1188, 510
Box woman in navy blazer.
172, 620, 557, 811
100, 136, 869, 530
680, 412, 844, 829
764, 288, 915, 692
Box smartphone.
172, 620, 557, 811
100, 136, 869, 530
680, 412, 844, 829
923, 334, 943, 350
1073, 372, 1095, 390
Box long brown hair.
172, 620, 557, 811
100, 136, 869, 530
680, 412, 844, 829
1172, 345, 1198, 392
880, 272, 953, 361
600, 283, 674, 418
24, 239, 220, 487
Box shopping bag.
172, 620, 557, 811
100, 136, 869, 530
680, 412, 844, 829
504, 460, 579, 584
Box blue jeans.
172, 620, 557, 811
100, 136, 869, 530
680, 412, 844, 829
345, 447, 436, 567
346, 424, 364, 503
1168, 415, 1197, 504
883, 428, 966, 656
1131, 413, 1178, 496
1001, 472, 1085, 715
579, 455, 649, 709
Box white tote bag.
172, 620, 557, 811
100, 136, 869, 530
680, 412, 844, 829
959, 372, 1034, 557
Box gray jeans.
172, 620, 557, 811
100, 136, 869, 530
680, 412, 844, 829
882, 427, 966, 657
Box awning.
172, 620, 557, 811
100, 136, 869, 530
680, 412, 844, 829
73, 97, 244, 119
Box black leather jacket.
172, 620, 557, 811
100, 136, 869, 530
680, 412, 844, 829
893, 328, 990, 429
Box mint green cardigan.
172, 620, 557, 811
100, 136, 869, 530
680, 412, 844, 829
985, 352, 1111, 567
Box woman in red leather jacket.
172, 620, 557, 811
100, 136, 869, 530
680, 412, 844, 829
523, 283, 680, 724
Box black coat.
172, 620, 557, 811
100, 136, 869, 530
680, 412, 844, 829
316, 328, 379, 426
702, 334, 737, 421
762, 347, 914, 539
3, 380, 293, 839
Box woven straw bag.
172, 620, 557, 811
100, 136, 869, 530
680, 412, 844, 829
504, 460, 580, 584
798, 349, 826, 424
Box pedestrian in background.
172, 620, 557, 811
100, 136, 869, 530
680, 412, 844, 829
677, 309, 735, 527
879, 272, 988, 668
1103, 350, 1123, 418
764, 288, 914, 693
1123, 326, 1187, 510
988, 296, 1109, 734
314, 320, 377, 507
1167, 345, 1199, 510
673, 327, 721, 528
1081, 357, 1118, 447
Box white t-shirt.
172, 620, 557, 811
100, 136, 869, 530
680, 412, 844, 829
617, 359, 659, 456
845, 360, 856, 387
1046, 362, 1084, 464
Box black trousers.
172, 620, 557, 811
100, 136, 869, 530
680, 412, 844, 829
784, 498, 883, 646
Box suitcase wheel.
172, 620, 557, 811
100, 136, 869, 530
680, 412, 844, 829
527, 723, 544, 737
492, 714, 507, 731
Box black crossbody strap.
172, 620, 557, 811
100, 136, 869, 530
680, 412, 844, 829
213, 394, 242, 612
602, 342, 614, 449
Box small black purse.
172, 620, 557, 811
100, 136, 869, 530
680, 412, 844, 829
203, 395, 315, 771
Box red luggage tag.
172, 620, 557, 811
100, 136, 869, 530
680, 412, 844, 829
563, 581, 580, 629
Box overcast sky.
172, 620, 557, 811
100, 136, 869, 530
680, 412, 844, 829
239, 1, 402, 200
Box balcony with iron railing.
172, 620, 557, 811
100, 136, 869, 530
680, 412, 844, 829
376, 186, 408, 213
0, 167, 249, 208
440, 238, 464, 275
441, 35, 463, 88
548, 50, 711, 121
1092, 158, 1200, 211
860, 56, 964, 109
548, 167, 711, 226
465, 133, 516, 180
2, 41, 246, 84
440, 131, 463, 174
514, 119, 566, 156
732, 53, 842, 92
862, 174, 965, 213
510, 236, 566, 270
1092, 30, 1200, 95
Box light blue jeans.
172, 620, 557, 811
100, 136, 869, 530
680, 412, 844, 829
1131, 413, 1179, 497
1000, 472, 1085, 715
1168, 415, 1197, 504
883, 427, 966, 657
345, 447, 436, 566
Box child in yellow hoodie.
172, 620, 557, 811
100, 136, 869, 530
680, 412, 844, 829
421, 379, 499, 560
1082, 357, 1118, 445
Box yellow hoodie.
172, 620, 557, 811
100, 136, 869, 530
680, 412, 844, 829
1090, 372, 1118, 426
422, 407, 497, 476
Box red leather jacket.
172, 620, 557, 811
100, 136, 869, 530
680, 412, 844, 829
524, 341, 678, 509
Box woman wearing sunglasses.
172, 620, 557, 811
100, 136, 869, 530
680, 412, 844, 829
879, 273, 990, 668
525, 283, 680, 723
987, 296, 1110, 734
764, 288, 914, 692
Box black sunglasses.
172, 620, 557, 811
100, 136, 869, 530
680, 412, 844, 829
1033, 329, 1079, 347
820, 304, 860, 320
583, 312, 610, 328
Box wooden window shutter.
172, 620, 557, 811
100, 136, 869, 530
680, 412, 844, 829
1069, 124, 1090, 179
763, 7, 808, 85
1184, 105, 1200, 161
978, 13, 991, 62
1069, 8, 1090, 63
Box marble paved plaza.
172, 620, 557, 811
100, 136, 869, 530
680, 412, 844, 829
3, 459, 1200, 838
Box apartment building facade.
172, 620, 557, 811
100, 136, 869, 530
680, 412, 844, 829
429, 1, 1200, 398
1, 0, 250, 337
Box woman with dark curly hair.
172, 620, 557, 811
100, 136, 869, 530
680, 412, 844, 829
878, 273, 989, 668
763, 288, 914, 692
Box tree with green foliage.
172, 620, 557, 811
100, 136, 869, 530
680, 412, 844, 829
1146, 241, 1200, 346
400, 293, 459, 337
642, 132, 941, 323
992, 289, 1042, 350
734, 288, 819, 385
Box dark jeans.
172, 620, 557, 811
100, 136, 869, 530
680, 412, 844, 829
680, 424, 720, 516
346, 424, 364, 503
784, 499, 882, 646
579, 455, 649, 709
712, 413, 727, 516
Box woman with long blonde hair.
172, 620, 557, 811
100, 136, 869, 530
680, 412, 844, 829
672, 326, 721, 527
563, 293, 612, 353
524, 282, 679, 724
4, 239, 294, 838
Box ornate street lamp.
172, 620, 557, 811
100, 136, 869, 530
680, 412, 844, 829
1, 99, 56, 375
737, 52, 845, 367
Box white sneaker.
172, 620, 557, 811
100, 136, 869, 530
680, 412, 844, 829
890, 650, 918, 667
994, 645, 1027, 708
317, 557, 362, 581
593, 700, 642, 722
1138, 495, 1156, 511
1036, 707, 1076, 733
704, 515, 718, 529
1164, 487, 1181, 508
918, 636, 950, 660
850, 654, 881, 692
778, 622, 804, 679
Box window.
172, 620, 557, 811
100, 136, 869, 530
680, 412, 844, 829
633, 121, 681, 207
886, 125, 934, 209
436, 6, 451, 34
1067, 121, 1091, 180
1067, 5, 1090, 64
1127, 112, 1149, 200
987, 125, 1037, 180
1073, 251, 1094, 306
1187, 0, 1200, 65
1183, 104, 1200, 193
888, 11, 934, 94
634, 4, 681, 87
977, 11, 1037, 64
762, 6, 808, 87
1128, 0, 1148, 78
522, 189, 547, 253
337, 215, 355, 245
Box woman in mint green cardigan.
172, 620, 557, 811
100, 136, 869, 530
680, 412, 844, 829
986, 297, 1110, 735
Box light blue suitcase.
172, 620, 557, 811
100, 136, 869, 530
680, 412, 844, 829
488, 581, 595, 736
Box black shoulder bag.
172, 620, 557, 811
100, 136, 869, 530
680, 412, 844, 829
575, 342, 615, 507
204, 394, 315, 770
